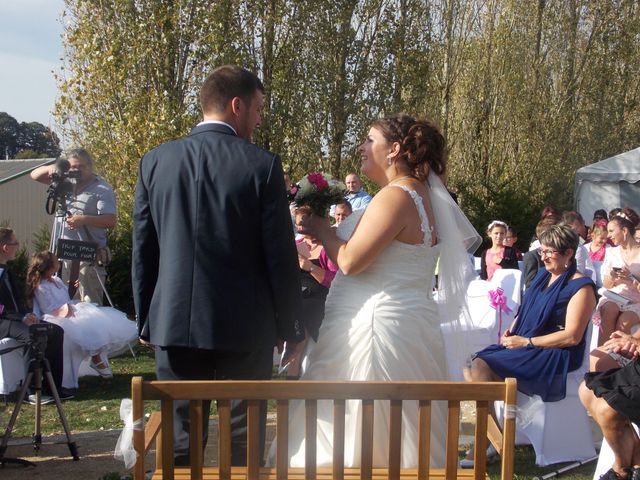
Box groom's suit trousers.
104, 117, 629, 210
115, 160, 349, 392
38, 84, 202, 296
155, 346, 273, 466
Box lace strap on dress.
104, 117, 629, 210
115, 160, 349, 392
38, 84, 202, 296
390, 185, 433, 242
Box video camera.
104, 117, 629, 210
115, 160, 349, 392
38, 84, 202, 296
45, 158, 82, 215
28, 323, 54, 359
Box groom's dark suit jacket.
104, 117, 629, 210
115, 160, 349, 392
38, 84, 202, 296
132, 123, 302, 352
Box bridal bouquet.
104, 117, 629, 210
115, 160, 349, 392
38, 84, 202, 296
293, 172, 345, 217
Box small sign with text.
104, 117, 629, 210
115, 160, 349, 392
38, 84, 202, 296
56, 239, 98, 262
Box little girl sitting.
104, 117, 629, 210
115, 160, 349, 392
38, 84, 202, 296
27, 251, 137, 378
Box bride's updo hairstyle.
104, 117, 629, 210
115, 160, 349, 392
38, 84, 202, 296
372, 114, 446, 181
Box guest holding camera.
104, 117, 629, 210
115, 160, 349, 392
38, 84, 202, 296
0, 228, 72, 403
30, 149, 117, 305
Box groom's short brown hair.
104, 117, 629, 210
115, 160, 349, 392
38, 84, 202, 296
200, 65, 264, 115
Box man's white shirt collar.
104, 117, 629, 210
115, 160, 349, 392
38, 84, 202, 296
197, 120, 237, 136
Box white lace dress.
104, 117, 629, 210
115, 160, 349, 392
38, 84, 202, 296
35, 276, 137, 355
274, 186, 447, 468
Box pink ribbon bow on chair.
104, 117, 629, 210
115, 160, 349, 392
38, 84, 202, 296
488, 287, 512, 342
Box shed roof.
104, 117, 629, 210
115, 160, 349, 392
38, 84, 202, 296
0, 158, 56, 185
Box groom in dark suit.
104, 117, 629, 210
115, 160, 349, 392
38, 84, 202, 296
132, 65, 302, 466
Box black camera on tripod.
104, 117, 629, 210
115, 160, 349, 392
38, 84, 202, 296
45, 158, 82, 215
28, 322, 54, 359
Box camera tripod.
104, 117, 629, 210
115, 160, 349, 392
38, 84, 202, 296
0, 348, 79, 467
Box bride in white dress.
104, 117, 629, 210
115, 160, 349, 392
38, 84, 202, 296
277, 115, 481, 468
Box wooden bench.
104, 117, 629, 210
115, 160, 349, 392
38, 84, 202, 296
131, 377, 517, 480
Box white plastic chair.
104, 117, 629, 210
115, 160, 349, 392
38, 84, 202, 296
495, 324, 597, 466
441, 268, 522, 381
0, 337, 27, 395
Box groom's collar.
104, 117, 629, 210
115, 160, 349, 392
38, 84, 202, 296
192, 120, 237, 136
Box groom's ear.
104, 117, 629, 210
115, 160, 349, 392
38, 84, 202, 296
230, 97, 242, 116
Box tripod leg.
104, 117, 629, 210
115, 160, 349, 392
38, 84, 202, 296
32, 368, 42, 452
0, 372, 36, 467
43, 371, 79, 460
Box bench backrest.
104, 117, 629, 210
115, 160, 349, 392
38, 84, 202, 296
132, 377, 517, 480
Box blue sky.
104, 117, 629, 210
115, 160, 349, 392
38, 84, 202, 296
0, 0, 65, 130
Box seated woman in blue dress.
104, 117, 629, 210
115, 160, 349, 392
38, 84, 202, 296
463, 224, 597, 465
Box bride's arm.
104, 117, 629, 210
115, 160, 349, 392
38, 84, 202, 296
311, 188, 409, 275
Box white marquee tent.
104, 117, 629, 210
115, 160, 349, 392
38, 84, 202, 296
574, 147, 640, 222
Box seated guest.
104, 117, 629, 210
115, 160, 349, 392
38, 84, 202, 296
333, 200, 352, 226
0, 229, 72, 403
586, 220, 609, 262
524, 216, 561, 288
594, 208, 640, 346
504, 226, 523, 260
563, 210, 596, 280
580, 331, 640, 480
27, 251, 138, 379
463, 224, 596, 465
610, 208, 623, 220
480, 220, 519, 281
593, 209, 609, 226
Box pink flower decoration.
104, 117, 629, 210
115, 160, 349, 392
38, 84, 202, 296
489, 287, 513, 342
307, 172, 329, 191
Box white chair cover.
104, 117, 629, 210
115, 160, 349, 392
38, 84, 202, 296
496, 323, 597, 466
441, 269, 522, 381
0, 337, 27, 394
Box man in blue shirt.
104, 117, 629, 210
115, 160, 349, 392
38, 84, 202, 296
344, 173, 372, 211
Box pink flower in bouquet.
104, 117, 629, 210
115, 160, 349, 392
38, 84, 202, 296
307, 172, 329, 191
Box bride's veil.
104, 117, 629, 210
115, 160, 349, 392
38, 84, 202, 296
428, 172, 482, 378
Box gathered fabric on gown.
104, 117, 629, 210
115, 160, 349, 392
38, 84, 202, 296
35, 276, 137, 355
276, 186, 447, 468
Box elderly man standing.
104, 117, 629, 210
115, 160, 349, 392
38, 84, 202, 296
31, 149, 117, 305
132, 65, 302, 466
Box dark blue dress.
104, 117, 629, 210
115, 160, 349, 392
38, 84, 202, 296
474, 262, 595, 401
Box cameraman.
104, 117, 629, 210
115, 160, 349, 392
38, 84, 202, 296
31, 149, 117, 305
0, 228, 72, 402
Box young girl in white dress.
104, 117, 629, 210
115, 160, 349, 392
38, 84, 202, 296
27, 251, 137, 378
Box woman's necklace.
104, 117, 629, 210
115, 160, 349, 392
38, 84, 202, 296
388, 174, 412, 186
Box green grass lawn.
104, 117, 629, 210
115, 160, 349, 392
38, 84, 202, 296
2, 347, 597, 479
1, 346, 158, 437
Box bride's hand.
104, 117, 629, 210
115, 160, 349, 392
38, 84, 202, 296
296, 212, 331, 241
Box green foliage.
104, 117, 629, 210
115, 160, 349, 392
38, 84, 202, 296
55, 0, 640, 254
0, 112, 61, 158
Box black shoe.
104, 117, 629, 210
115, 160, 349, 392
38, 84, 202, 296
600, 468, 632, 480
57, 388, 75, 401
